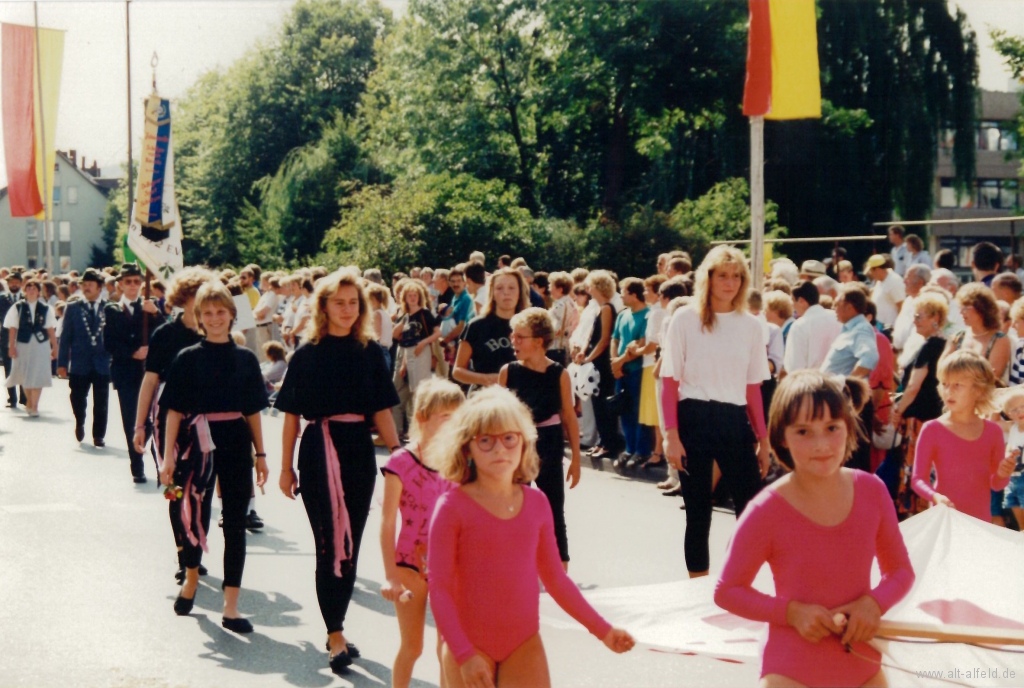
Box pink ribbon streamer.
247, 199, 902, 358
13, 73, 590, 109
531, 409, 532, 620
317, 414, 364, 577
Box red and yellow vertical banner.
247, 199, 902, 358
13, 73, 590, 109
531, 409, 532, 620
1, 23, 65, 218
742, 0, 821, 120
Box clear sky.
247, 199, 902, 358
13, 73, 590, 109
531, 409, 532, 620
0, 0, 1018, 190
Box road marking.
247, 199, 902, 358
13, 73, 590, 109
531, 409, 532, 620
1, 503, 83, 514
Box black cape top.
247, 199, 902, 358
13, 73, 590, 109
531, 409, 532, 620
146, 315, 204, 381
161, 340, 268, 416
273, 334, 399, 419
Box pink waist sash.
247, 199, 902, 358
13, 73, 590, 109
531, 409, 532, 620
316, 413, 366, 577
178, 412, 243, 553
537, 414, 561, 427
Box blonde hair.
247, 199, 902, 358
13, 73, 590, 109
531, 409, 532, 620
167, 266, 216, 308
1011, 296, 1024, 325
937, 350, 997, 416
694, 245, 750, 331
955, 283, 1001, 331
914, 291, 949, 327
482, 268, 530, 317
193, 281, 237, 332
305, 268, 375, 346
231, 330, 246, 347
999, 386, 1024, 414
764, 290, 794, 320
584, 270, 616, 300
509, 307, 555, 348
428, 386, 539, 484
399, 279, 431, 315
409, 379, 466, 444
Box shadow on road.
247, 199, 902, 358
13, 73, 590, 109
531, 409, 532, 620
177, 576, 304, 628
194, 614, 439, 688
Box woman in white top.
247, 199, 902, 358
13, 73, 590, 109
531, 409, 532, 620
660, 246, 771, 577
4, 278, 57, 416
367, 284, 394, 371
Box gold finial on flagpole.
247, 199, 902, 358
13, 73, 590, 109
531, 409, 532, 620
151, 51, 158, 93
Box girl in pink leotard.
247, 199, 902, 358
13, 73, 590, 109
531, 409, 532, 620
380, 379, 465, 688
715, 371, 915, 687
912, 350, 1014, 523
428, 386, 634, 688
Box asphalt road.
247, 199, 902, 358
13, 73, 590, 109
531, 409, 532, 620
0, 380, 748, 687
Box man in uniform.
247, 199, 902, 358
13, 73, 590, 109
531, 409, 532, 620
104, 263, 164, 483
58, 269, 111, 445
0, 272, 27, 409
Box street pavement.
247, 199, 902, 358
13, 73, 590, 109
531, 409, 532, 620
0, 380, 749, 687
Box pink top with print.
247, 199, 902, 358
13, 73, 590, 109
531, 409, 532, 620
381, 447, 454, 575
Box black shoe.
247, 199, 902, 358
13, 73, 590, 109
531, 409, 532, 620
246, 510, 264, 530
325, 639, 361, 657
174, 590, 196, 616
93, 438, 105, 448
199, 564, 208, 576
218, 515, 224, 528
626, 454, 649, 470
75, 425, 84, 442
613, 454, 632, 473
221, 616, 254, 634
662, 487, 683, 497
133, 475, 147, 484
329, 650, 353, 674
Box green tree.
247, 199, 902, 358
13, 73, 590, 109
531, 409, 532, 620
992, 29, 1024, 177
175, 0, 392, 265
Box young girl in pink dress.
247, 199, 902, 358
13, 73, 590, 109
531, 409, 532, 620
380, 379, 465, 688
428, 386, 634, 688
715, 370, 915, 687
912, 350, 1015, 523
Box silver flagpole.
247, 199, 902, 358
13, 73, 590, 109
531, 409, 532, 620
749, 115, 765, 291
32, 2, 53, 273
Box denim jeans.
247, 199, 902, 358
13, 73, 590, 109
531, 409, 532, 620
617, 367, 650, 456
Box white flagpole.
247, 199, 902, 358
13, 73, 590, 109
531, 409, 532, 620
750, 115, 765, 291
32, 2, 53, 273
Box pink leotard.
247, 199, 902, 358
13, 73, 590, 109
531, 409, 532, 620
381, 448, 454, 574
912, 419, 1009, 522
428, 486, 612, 665
714, 471, 914, 687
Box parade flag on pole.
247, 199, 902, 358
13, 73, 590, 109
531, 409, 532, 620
1, 23, 64, 218
742, 0, 821, 120
126, 95, 183, 278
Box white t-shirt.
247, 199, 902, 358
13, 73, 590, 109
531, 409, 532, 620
4, 300, 57, 329
254, 290, 280, 325
660, 306, 770, 406
643, 304, 666, 367
376, 308, 393, 348
872, 270, 906, 328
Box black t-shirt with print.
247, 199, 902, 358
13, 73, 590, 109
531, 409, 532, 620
462, 313, 514, 374
396, 308, 438, 348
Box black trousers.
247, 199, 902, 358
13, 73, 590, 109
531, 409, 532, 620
535, 425, 569, 561
2, 351, 25, 406
591, 356, 623, 452
678, 399, 763, 573
299, 420, 377, 634
111, 361, 146, 477
68, 370, 109, 440
176, 418, 253, 589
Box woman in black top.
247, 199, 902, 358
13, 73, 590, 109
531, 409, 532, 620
276, 269, 401, 675
575, 270, 622, 459
159, 281, 268, 634
500, 307, 581, 568
133, 267, 215, 585
452, 268, 529, 389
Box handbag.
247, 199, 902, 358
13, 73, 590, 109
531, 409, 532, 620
606, 389, 628, 416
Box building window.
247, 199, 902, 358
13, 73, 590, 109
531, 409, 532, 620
941, 178, 1020, 209
978, 179, 1000, 208
53, 186, 61, 205
978, 121, 1018, 152
26, 219, 38, 240
59, 255, 71, 271
59, 221, 70, 242
67, 186, 78, 204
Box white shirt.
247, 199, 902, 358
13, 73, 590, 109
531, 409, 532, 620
254, 290, 279, 325
784, 304, 841, 372
872, 270, 906, 328
570, 300, 599, 352
892, 295, 918, 351
764, 319, 784, 374
119, 295, 137, 315
643, 304, 666, 367
376, 308, 393, 347
891, 243, 909, 277
660, 306, 769, 406
3, 299, 56, 329
549, 295, 577, 351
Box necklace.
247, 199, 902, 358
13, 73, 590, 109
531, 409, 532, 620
79, 301, 105, 348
